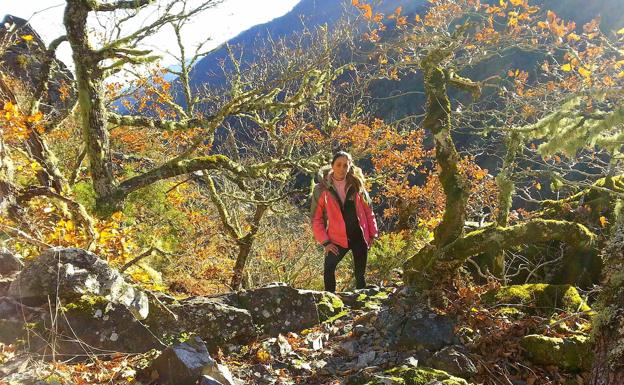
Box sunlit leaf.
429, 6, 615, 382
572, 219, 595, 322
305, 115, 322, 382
567, 33, 581, 41
578, 66, 591, 78
361, 4, 373, 20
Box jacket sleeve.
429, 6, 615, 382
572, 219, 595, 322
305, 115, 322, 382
310, 184, 330, 245
362, 189, 379, 240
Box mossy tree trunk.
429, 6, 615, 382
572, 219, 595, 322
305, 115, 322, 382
421, 60, 470, 248
64, 0, 116, 212
588, 217, 624, 385
485, 132, 522, 278
231, 203, 268, 290
402, 49, 478, 289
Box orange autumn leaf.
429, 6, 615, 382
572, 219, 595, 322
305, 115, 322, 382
361, 4, 373, 20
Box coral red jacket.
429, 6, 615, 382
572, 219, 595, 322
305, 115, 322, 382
310, 170, 379, 249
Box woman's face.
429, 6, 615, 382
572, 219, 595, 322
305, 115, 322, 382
331, 156, 350, 180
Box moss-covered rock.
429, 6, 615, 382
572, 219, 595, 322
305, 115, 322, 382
482, 284, 590, 314
347, 366, 472, 385
29, 294, 163, 355
520, 334, 593, 371
316, 291, 345, 321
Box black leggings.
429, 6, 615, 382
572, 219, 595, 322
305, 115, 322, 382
323, 237, 368, 293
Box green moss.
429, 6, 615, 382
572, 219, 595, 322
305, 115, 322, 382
323, 309, 349, 324
63, 294, 109, 315
521, 334, 593, 371
482, 284, 590, 314
316, 292, 344, 321
351, 367, 471, 385
497, 307, 523, 317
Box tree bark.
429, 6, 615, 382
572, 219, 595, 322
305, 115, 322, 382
588, 218, 624, 385
230, 203, 268, 290
421, 63, 470, 248
64, 0, 116, 211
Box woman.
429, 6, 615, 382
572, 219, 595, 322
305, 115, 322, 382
310, 151, 379, 292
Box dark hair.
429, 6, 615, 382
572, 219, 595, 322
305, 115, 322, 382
330, 151, 366, 192
331, 151, 352, 165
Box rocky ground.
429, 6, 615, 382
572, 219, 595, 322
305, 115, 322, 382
0, 247, 595, 385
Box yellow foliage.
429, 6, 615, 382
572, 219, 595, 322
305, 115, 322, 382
578, 66, 591, 78
567, 33, 581, 41
256, 349, 271, 363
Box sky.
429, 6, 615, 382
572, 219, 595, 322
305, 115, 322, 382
3, 0, 301, 71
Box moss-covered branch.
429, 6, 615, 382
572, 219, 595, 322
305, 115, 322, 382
94, 0, 154, 12
107, 113, 215, 131
404, 219, 596, 290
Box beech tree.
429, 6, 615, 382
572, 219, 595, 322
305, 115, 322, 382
61, 0, 343, 217
352, 0, 623, 294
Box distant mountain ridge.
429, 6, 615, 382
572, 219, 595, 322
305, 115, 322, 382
183, 0, 624, 115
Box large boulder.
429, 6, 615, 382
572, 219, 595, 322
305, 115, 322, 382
8, 247, 148, 319
146, 293, 257, 351
237, 283, 344, 335
33, 294, 163, 356
482, 284, 590, 315
520, 334, 593, 372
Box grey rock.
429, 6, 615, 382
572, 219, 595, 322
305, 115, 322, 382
340, 340, 358, 356
0, 277, 13, 296
357, 351, 376, 368
237, 284, 343, 335
199, 375, 225, 385
146, 295, 256, 351
306, 333, 324, 350
277, 334, 292, 357
353, 324, 371, 337
379, 308, 458, 350
31, 295, 162, 355
0, 251, 23, 275
405, 356, 419, 367
8, 247, 148, 320
150, 337, 216, 385
203, 362, 237, 385
428, 346, 478, 378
